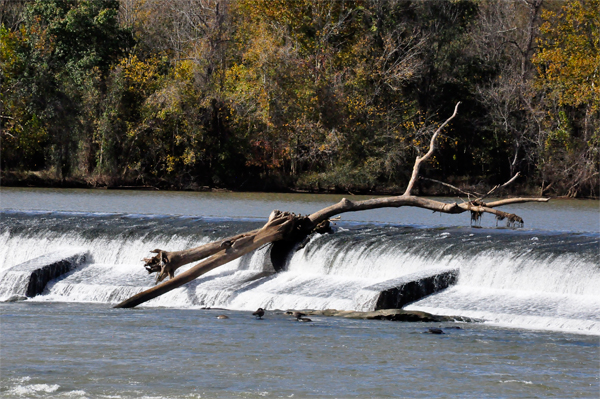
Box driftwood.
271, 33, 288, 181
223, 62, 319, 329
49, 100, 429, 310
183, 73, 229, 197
114, 102, 549, 309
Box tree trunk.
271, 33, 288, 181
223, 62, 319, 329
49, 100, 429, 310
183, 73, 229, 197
115, 210, 301, 308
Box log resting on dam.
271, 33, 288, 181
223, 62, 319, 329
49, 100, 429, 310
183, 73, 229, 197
0, 249, 88, 300
115, 102, 550, 309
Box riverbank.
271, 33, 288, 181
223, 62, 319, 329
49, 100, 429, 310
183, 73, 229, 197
2, 169, 583, 198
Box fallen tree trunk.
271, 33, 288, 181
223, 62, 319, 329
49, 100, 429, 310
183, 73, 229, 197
115, 102, 549, 309
116, 210, 301, 308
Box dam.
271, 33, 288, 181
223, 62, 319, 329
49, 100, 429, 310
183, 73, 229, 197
1, 210, 598, 334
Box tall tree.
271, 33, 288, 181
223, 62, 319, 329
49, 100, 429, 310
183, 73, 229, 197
466, 0, 545, 183
533, 0, 600, 196
1, 0, 131, 177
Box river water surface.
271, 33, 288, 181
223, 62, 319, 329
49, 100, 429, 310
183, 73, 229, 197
0, 187, 598, 398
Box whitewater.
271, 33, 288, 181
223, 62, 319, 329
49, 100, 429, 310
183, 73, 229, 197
2, 209, 598, 335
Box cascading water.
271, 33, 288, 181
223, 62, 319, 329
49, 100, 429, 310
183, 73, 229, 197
1, 211, 598, 334
404, 234, 600, 334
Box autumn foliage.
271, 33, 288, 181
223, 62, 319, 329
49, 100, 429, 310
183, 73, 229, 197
1, 0, 598, 196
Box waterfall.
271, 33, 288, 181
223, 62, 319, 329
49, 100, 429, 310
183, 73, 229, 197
2, 211, 599, 334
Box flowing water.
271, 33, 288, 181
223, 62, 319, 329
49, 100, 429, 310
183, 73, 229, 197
1, 187, 599, 398
2, 302, 598, 399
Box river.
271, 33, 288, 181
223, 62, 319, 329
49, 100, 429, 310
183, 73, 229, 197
1, 187, 598, 398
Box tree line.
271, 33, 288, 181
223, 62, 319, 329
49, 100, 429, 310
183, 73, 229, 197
1, 0, 598, 197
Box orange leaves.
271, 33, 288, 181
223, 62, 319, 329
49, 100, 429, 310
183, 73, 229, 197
245, 139, 285, 169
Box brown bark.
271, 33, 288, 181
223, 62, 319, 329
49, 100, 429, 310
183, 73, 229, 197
144, 229, 260, 283
114, 102, 549, 309
115, 210, 302, 308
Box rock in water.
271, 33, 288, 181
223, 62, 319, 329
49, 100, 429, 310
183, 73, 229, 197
425, 327, 445, 334
0, 250, 88, 299
4, 295, 27, 302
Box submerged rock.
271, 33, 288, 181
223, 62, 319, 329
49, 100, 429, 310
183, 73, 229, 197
425, 327, 445, 334
3, 295, 28, 302
0, 250, 88, 299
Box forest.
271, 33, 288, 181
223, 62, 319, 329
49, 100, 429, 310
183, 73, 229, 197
1, 0, 598, 197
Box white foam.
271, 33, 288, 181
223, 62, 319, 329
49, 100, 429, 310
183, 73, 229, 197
406, 286, 600, 335
60, 390, 89, 398
0, 230, 210, 271
287, 233, 446, 280
8, 383, 60, 396
451, 250, 600, 296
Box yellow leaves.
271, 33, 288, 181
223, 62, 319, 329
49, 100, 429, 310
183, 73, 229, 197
173, 60, 193, 81
1, 22, 52, 79
182, 148, 196, 166
119, 54, 161, 95
0, 28, 20, 76
533, 0, 600, 111
166, 155, 177, 173
125, 122, 137, 139
167, 148, 196, 173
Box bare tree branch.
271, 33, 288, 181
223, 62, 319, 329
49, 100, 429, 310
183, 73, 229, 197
419, 177, 481, 197
477, 172, 521, 201
404, 101, 461, 196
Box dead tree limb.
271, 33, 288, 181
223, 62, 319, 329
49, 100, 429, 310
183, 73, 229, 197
418, 176, 481, 198
114, 102, 549, 309
404, 101, 461, 196
144, 229, 261, 283
477, 172, 521, 202
115, 210, 304, 308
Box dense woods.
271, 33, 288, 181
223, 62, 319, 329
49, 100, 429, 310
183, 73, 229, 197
1, 0, 598, 197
